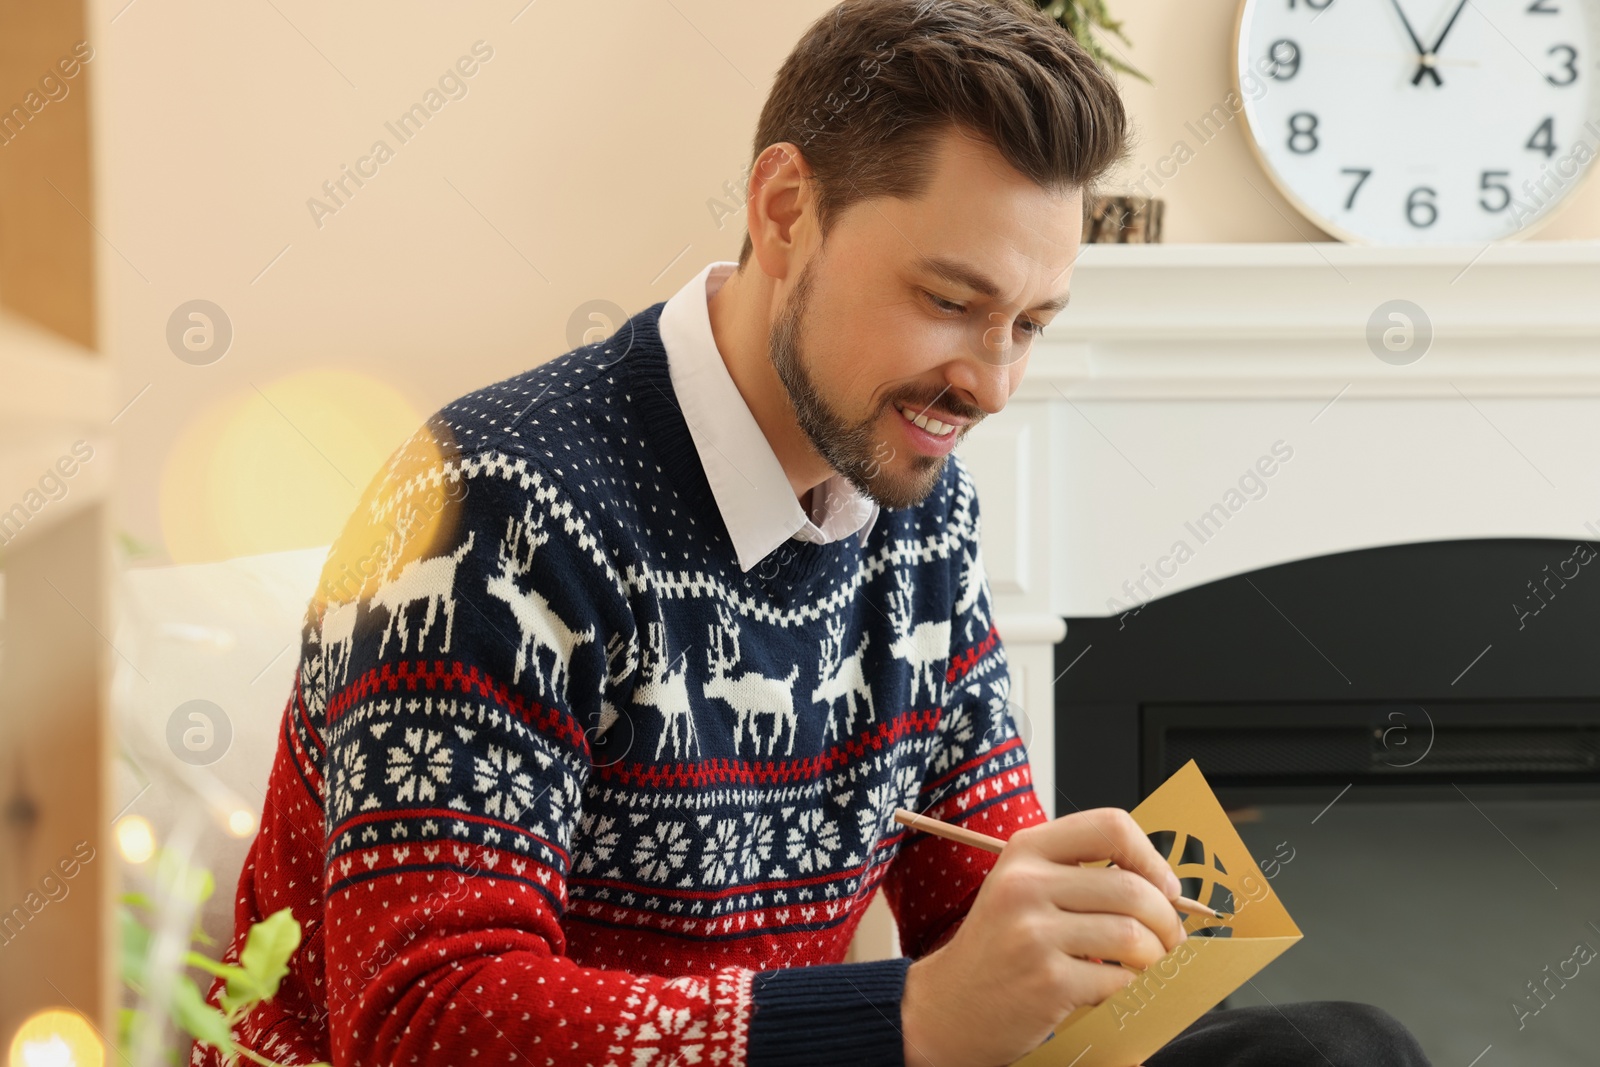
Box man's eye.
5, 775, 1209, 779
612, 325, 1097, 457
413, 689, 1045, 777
926, 291, 1045, 337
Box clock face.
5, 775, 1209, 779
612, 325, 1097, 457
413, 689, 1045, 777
1235, 0, 1600, 243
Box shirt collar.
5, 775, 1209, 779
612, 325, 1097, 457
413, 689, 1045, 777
659, 260, 879, 572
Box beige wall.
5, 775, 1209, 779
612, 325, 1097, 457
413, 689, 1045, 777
98, 0, 834, 563
95, 0, 1600, 564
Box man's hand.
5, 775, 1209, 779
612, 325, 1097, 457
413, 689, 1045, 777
900, 808, 1188, 1067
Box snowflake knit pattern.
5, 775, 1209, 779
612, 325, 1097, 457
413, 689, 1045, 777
196, 299, 1048, 1067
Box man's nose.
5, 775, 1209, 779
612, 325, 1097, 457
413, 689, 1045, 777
953, 330, 1018, 415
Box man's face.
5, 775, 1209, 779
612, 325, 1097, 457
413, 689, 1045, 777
769, 125, 1082, 511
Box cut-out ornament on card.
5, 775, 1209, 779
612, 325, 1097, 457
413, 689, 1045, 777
1012, 760, 1303, 1067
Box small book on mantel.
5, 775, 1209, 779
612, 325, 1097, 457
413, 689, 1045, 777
1012, 760, 1304, 1067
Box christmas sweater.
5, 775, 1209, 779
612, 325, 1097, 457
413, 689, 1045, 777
195, 299, 1048, 1067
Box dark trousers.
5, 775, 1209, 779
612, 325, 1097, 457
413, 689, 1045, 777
1145, 1000, 1432, 1067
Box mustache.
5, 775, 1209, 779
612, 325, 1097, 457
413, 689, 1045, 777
885, 390, 985, 422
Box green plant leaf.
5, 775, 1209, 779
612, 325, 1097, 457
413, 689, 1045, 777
1036, 0, 1151, 83
121, 908, 152, 991
223, 974, 268, 1017
121, 891, 156, 910
184, 949, 263, 1013
170, 974, 236, 1055
155, 849, 216, 906
238, 908, 301, 1001
118, 1007, 144, 1055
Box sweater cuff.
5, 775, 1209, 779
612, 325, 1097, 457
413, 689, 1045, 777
748, 956, 912, 1066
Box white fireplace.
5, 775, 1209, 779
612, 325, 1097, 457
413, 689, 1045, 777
957, 241, 1600, 816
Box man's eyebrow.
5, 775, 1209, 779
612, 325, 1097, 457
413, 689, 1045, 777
914, 254, 1071, 314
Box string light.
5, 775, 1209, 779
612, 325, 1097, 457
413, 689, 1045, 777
8, 1009, 103, 1067
226, 808, 256, 837
115, 814, 156, 864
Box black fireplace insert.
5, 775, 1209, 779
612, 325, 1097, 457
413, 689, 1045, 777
1054, 537, 1600, 810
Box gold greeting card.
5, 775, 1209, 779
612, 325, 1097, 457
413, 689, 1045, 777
1012, 760, 1303, 1067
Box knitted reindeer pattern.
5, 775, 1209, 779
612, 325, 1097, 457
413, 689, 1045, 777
196, 302, 1047, 1067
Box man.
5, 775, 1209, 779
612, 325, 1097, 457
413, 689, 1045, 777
201, 2, 1432, 1065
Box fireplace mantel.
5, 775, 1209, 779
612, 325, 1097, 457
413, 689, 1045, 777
957, 240, 1600, 814
1013, 240, 1600, 399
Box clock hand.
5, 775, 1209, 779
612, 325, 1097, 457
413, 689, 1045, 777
1388, 0, 1444, 87
1424, 0, 1472, 58
1409, 54, 1443, 87
1388, 0, 1428, 55
1412, 0, 1471, 86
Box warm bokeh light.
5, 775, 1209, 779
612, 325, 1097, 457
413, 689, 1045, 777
159, 368, 424, 563
115, 814, 156, 864
227, 808, 256, 837
8, 1009, 104, 1067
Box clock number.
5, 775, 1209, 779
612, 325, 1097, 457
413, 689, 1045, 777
1526, 116, 1557, 157
1546, 45, 1579, 86
1479, 171, 1512, 212
1287, 112, 1320, 153
1526, 0, 1558, 12
1340, 168, 1372, 209
1406, 186, 1438, 228
1267, 39, 1301, 79
1289, 0, 1333, 8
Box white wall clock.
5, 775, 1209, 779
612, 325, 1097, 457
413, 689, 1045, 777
1233, 0, 1600, 243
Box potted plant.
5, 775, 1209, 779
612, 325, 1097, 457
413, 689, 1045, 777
1036, 1, 1163, 243
1036, 0, 1149, 84
121, 846, 324, 1067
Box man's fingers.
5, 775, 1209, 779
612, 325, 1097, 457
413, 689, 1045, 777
1048, 908, 1175, 970
1060, 955, 1142, 1009
1045, 863, 1187, 955
1014, 808, 1181, 897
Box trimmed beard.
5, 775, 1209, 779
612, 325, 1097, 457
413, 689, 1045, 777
768, 254, 978, 511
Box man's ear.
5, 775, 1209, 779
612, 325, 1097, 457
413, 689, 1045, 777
746, 142, 813, 282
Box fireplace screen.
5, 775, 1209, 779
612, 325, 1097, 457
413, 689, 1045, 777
1055, 537, 1600, 809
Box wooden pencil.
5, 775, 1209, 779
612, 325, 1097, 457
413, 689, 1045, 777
891, 807, 1229, 919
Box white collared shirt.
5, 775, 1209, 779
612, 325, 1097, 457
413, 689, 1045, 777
658, 260, 879, 573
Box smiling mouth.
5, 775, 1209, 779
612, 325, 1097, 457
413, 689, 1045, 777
895, 401, 960, 437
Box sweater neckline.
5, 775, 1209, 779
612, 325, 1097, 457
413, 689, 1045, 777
621, 303, 852, 588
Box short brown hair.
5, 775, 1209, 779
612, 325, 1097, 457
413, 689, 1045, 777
737, 0, 1129, 269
